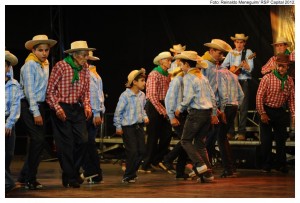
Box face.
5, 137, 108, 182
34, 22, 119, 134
5, 61, 10, 75
73, 51, 89, 66
179, 60, 190, 73
234, 40, 246, 51
32, 44, 50, 62
210, 49, 224, 62
134, 77, 146, 90
159, 58, 172, 70
275, 43, 288, 54
276, 63, 289, 76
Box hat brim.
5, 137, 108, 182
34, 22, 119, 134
5, 54, 18, 66
125, 69, 146, 88
271, 42, 292, 47
204, 43, 231, 53
196, 61, 208, 69
88, 56, 100, 61
64, 48, 96, 54
153, 56, 173, 65
25, 39, 57, 50
230, 36, 248, 41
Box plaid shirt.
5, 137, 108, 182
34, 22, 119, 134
46, 60, 91, 112
256, 72, 295, 116
146, 70, 170, 115
261, 56, 276, 75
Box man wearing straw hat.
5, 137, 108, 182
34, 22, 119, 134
168, 44, 186, 74
46, 41, 93, 188
18, 35, 57, 190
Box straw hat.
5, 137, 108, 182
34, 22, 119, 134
230, 33, 249, 41
174, 51, 208, 69
25, 35, 57, 50
271, 37, 292, 47
153, 51, 173, 65
88, 51, 100, 61
204, 39, 232, 53
64, 41, 95, 53
125, 68, 146, 88
275, 54, 291, 64
5, 51, 18, 66
170, 44, 186, 53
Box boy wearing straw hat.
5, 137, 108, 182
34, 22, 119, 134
80, 51, 105, 184
222, 33, 254, 141
256, 54, 294, 174
46, 41, 93, 188
114, 68, 149, 183
18, 35, 57, 190
168, 44, 186, 74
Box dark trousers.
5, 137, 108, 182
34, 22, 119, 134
122, 124, 146, 179
51, 103, 88, 184
205, 123, 220, 164
20, 99, 46, 182
5, 125, 16, 173
218, 106, 238, 172
5, 170, 15, 194
82, 116, 102, 179
142, 100, 172, 169
260, 106, 289, 170
181, 109, 212, 169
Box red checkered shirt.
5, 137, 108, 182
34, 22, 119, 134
256, 72, 295, 116
146, 70, 170, 115
261, 56, 276, 75
46, 60, 91, 112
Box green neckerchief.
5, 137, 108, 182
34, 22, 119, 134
273, 69, 288, 90
284, 49, 291, 55
153, 66, 169, 77
64, 55, 82, 83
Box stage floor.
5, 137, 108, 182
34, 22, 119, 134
5, 156, 295, 198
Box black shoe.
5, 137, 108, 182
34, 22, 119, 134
25, 181, 43, 190
158, 161, 176, 174
202, 171, 214, 183
122, 177, 136, 183
276, 166, 289, 174
220, 170, 236, 178
68, 181, 80, 188
175, 173, 192, 180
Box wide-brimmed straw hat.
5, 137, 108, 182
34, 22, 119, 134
5, 51, 18, 66
275, 54, 291, 64
64, 41, 95, 53
153, 51, 173, 65
204, 39, 232, 53
25, 35, 57, 50
230, 33, 249, 41
170, 44, 186, 53
271, 37, 292, 47
88, 51, 100, 61
174, 51, 208, 69
125, 68, 146, 88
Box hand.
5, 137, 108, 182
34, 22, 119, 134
241, 61, 250, 71
144, 117, 149, 125
219, 112, 227, 124
101, 116, 105, 124
116, 129, 123, 135
5, 128, 12, 136
56, 109, 67, 122
93, 116, 102, 127
261, 113, 270, 124
175, 110, 180, 117
85, 108, 92, 120
211, 115, 219, 125
34, 115, 43, 126
170, 118, 180, 127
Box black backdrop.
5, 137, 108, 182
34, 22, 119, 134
6, 5, 274, 113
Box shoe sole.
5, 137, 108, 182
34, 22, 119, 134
158, 163, 176, 174
138, 169, 151, 173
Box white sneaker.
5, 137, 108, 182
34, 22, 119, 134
196, 165, 208, 175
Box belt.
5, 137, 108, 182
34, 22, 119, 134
190, 108, 212, 112
59, 102, 82, 108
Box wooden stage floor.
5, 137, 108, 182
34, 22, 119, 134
5, 156, 295, 198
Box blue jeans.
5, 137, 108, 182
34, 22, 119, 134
181, 109, 212, 169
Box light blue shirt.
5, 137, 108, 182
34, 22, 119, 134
114, 88, 148, 130
90, 70, 105, 117
165, 74, 183, 120
5, 79, 21, 129
178, 68, 217, 116
217, 69, 245, 112
221, 49, 254, 80
20, 60, 49, 116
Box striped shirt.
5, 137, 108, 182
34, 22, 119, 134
256, 72, 295, 116
222, 49, 254, 80
217, 69, 244, 112
90, 68, 105, 117
20, 60, 49, 116
113, 88, 148, 130
5, 79, 21, 129
165, 74, 183, 120
178, 68, 217, 116
146, 70, 170, 115
46, 60, 91, 113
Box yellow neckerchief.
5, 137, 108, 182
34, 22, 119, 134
188, 68, 202, 79
89, 65, 100, 79
202, 51, 218, 65
25, 53, 49, 68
